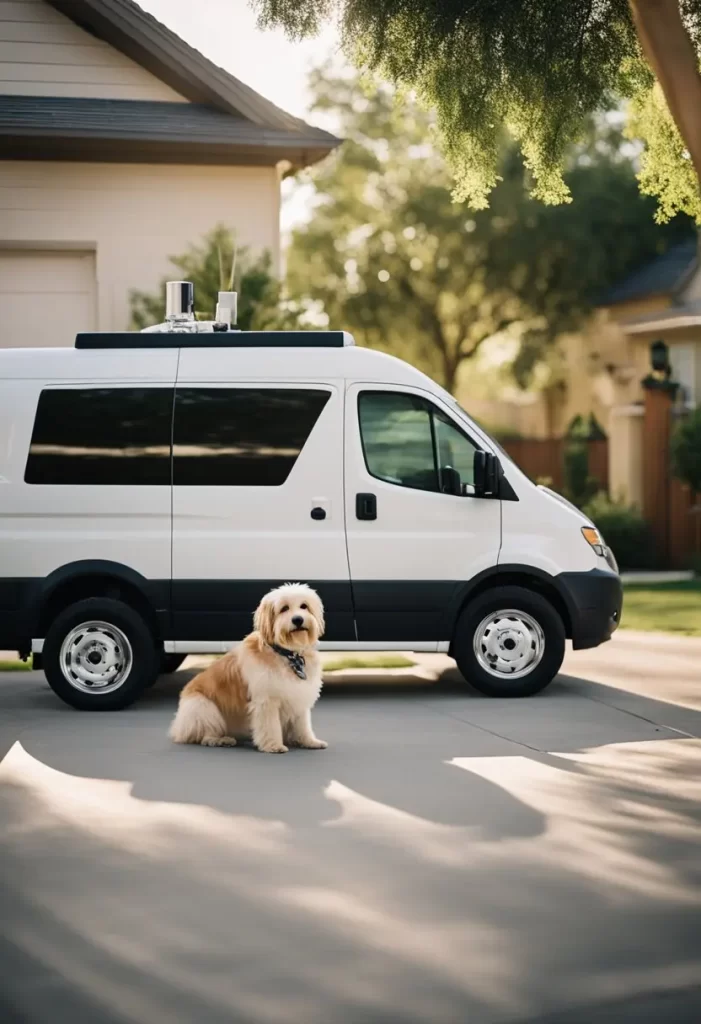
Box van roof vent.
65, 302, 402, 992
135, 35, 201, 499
75, 331, 350, 350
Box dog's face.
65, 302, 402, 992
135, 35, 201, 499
254, 583, 325, 651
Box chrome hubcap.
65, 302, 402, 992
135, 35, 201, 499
60, 621, 133, 694
473, 609, 545, 680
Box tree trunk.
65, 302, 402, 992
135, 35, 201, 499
630, 0, 701, 190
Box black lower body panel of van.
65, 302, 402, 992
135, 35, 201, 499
0, 580, 25, 652
556, 569, 622, 649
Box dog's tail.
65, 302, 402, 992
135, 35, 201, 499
169, 694, 227, 744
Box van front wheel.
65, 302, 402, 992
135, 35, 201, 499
43, 598, 159, 710
452, 586, 565, 698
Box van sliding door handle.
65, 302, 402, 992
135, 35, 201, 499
356, 493, 377, 521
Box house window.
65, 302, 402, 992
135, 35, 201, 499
25, 387, 173, 485
669, 343, 697, 406
173, 388, 330, 486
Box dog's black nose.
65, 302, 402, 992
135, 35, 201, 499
292, 615, 304, 628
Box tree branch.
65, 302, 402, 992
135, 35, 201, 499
397, 276, 455, 387
458, 316, 515, 360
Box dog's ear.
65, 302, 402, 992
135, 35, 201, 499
254, 593, 276, 644
312, 593, 325, 638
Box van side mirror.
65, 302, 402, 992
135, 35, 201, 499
473, 450, 500, 497
440, 465, 462, 496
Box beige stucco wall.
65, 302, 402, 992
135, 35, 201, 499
0, 160, 281, 335
608, 404, 644, 506
0, 0, 186, 101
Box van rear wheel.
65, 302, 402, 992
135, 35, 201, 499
452, 586, 565, 698
43, 597, 159, 710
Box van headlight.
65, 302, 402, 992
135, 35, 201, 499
581, 526, 618, 572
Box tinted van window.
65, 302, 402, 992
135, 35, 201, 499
25, 387, 173, 485
359, 391, 477, 493
358, 391, 437, 492
173, 388, 330, 486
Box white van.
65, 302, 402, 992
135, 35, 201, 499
0, 288, 621, 710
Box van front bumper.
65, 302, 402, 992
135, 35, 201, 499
556, 568, 622, 650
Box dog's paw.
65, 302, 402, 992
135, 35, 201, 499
201, 735, 237, 747
259, 743, 289, 754
301, 738, 328, 750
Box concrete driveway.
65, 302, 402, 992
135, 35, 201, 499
0, 632, 699, 1024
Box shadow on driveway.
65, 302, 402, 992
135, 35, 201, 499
1, 666, 700, 1024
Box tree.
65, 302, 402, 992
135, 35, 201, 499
286, 69, 692, 392
672, 406, 701, 493
130, 226, 297, 331
253, 0, 701, 224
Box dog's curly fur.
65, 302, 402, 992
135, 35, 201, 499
168, 584, 327, 753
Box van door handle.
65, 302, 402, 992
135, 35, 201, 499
311, 506, 326, 521
356, 493, 377, 521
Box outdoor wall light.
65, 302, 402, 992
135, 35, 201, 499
650, 338, 670, 376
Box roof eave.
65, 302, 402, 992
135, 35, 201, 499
0, 133, 336, 169
623, 313, 701, 335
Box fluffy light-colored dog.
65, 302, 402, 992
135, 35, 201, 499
169, 583, 327, 754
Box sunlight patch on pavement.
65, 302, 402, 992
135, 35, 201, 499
451, 739, 701, 904
0, 740, 287, 856
277, 884, 520, 1015
323, 778, 476, 865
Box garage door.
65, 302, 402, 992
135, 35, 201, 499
0, 250, 96, 348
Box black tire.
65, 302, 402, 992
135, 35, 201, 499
43, 597, 159, 711
161, 653, 187, 675
452, 586, 565, 698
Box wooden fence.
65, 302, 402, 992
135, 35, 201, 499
500, 437, 608, 495
669, 479, 701, 568
501, 428, 699, 569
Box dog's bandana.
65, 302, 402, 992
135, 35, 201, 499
270, 644, 307, 680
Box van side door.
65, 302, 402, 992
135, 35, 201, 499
170, 379, 354, 644
344, 383, 501, 646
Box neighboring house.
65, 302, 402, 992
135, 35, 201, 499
0, 0, 340, 346
599, 238, 700, 408
597, 238, 700, 506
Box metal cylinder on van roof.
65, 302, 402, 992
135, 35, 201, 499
165, 280, 194, 320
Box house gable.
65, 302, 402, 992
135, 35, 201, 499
0, 0, 341, 168
0, 0, 187, 101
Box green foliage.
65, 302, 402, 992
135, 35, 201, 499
562, 415, 608, 505
254, 0, 701, 222
582, 492, 658, 570
671, 405, 701, 493
323, 655, 415, 672
287, 69, 693, 391
621, 580, 701, 635
563, 444, 599, 508
130, 226, 297, 331
627, 80, 701, 224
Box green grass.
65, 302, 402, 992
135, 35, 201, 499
323, 655, 416, 673
0, 658, 33, 672
621, 580, 701, 636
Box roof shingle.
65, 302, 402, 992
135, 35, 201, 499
599, 239, 698, 306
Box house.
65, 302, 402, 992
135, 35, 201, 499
598, 238, 699, 506
599, 238, 700, 406
0, 0, 340, 347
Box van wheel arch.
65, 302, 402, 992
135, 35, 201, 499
36, 566, 160, 641
447, 570, 571, 656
